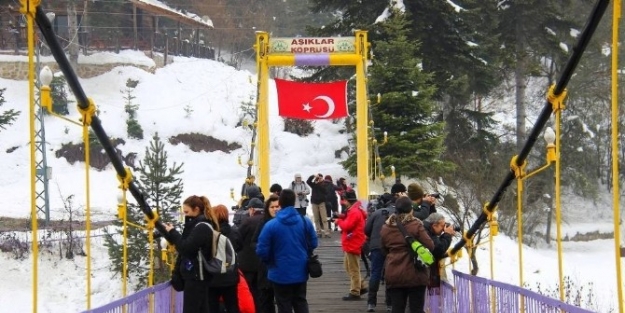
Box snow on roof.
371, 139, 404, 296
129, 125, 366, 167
130, 0, 213, 29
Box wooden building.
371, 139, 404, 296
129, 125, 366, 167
0, 0, 214, 60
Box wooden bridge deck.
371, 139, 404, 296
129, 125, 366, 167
307, 235, 386, 313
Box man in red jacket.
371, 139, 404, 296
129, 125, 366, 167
335, 189, 369, 300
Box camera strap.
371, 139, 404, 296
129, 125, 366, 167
395, 218, 435, 266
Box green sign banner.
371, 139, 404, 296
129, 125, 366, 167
269, 37, 356, 54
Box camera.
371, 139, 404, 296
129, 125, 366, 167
231, 205, 239, 211
428, 193, 441, 199
445, 222, 461, 232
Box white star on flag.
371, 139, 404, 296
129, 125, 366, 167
302, 103, 312, 112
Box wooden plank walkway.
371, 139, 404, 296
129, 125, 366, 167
307, 235, 386, 313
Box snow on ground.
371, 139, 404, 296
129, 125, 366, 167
0, 51, 622, 312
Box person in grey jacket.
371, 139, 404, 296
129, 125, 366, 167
364, 192, 396, 312
291, 173, 310, 215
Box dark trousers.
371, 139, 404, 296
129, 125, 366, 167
183, 280, 210, 313
272, 282, 309, 313
368, 249, 390, 306
207, 285, 240, 313
258, 287, 276, 313
243, 270, 260, 311
387, 286, 426, 313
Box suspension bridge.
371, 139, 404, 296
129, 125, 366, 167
14, 0, 623, 312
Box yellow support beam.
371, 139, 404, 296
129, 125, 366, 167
22, 0, 40, 311
255, 32, 270, 194
267, 54, 362, 67
611, 1, 623, 312
355, 30, 369, 200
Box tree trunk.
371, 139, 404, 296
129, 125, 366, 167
468, 246, 479, 275
82, 0, 89, 55
514, 18, 527, 152
133, 4, 138, 50
67, 0, 79, 70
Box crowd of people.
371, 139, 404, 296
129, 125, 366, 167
161, 175, 457, 313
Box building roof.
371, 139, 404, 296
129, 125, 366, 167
129, 0, 213, 29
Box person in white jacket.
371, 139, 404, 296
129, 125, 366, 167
291, 173, 310, 215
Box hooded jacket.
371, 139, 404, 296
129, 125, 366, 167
336, 201, 367, 254
255, 206, 318, 284
380, 213, 434, 288
365, 202, 396, 251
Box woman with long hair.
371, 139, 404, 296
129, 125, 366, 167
207, 204, 241, 313
252, 194, 280, 313
164, 195, 218, 313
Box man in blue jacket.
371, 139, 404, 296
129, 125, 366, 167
256, 189, 318, 313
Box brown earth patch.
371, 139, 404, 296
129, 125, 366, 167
54, 138, 138, 171
169, 133, 241, 153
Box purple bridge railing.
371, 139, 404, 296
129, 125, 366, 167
84, 271, 595, 313
447, 270, 595, 313
81, 283, 182, 313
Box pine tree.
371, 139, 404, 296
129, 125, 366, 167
104, 133, 184, 290
50, 76, 71, 115
123, 79, 144, 140
343, 13, 450, 178
0, 88, 19, 132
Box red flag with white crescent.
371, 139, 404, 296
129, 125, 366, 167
275, 79, 348, 120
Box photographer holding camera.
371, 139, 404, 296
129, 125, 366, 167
407, 183, 438, 221
422, 213, 456, 288
307, 173, 330, 237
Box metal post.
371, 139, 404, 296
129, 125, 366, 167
355, 30, 369, 199
34, 41, 51, 224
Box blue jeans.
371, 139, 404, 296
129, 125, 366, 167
368, 249, 390, 306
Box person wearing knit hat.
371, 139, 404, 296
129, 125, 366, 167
334, 188, 369, 301
407, 183, 424, 200
407, 183, 437, 221
390, 183, 407, 195
379, 196, 434, 313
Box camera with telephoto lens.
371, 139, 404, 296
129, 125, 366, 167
445, 222, 461, 232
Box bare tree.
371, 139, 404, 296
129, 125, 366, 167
67, 0, 79, 69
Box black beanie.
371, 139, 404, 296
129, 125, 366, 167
391, 183, 407, 195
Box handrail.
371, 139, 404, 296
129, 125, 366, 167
33, 7, 168, 236
453, 270, 595, 313
450, 0, 610, 254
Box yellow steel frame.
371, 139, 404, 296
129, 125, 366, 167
611, 1, 623, 312
255, 31, 370, 199
22, 0, 40, 311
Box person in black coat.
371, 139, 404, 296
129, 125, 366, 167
164, 195, 219, 313
209, 204, 241, 313
252, 194, 281, 313
422, 213, 455, 288
323, 175, 339, 231
307, 174, 329, 237
237, 197, 265, 310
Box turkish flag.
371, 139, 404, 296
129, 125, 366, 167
275, 79, 348, 119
